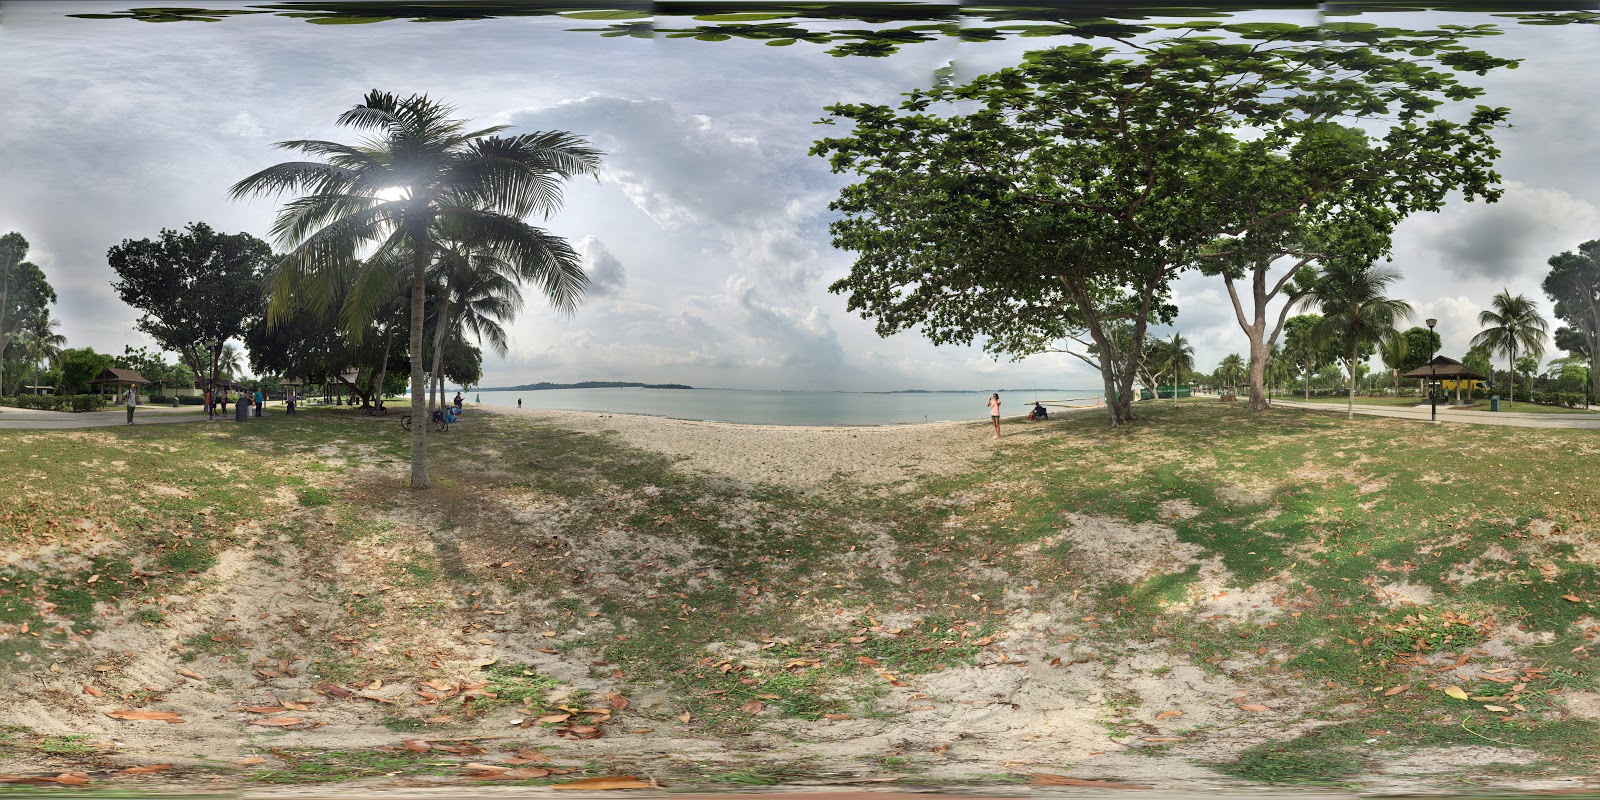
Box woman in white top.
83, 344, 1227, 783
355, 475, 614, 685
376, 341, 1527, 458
987, 393, 1001, 439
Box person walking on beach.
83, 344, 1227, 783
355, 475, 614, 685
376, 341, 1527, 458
517, 398, 522, 409
124, 387, 137, 425
253, 387, 265, 417
987, 392, 1002, 439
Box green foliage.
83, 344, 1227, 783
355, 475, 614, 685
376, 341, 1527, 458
815, 24, 1511, 425
1397, 327, 1442, 374
57, 348, 114, 395
1543, 240, 1600, 397
1473, 289, 1550, 404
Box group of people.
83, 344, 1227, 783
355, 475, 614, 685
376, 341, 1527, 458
201, 387, 296, 419
987, 393, 1051, 439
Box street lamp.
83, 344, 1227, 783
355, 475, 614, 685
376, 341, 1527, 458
1426, 319, 1438, 423
204, 338, 219, 421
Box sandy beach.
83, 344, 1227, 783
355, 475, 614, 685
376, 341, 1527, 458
488, 405, 1100, 491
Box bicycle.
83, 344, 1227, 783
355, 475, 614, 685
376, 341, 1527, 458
362, 404, 390, 417
400, 409, 451, 432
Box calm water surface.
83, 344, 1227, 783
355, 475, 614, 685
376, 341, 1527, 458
456, 388, 1104, 426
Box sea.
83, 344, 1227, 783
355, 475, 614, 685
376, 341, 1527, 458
456, 387, 1106, 427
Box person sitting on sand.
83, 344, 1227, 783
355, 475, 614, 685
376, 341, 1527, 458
1029, 402, 1048, 421
987, 393, 1002, 439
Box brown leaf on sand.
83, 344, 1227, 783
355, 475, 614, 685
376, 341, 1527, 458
605, 691, 630, 711
236, 758, 266, 766
1030, 774, 1148, 789
1154, 710, 1183, 721
281, 700, 310, 711
538, 713, 572, 723
118, 765, 173, 775
0, 772, 91, 786
1237, 704, 1272, 713
175, 667, 205, 681
1383, 685, 1411, 697
401, 740, 431, 753
82, 685, 104, 698
235, 706, 286, 714
675, 710, 692, 724
248, 717, 304, 727
550, 775, 652, 790
556, 724, 604, 740
739, 699, 765, 714
106, 710, 184, 724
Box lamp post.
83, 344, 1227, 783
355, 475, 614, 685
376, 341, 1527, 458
1426, 319, 1438, 423
204, 338, 219, 421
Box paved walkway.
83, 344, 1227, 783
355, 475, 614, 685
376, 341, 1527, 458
1271, 398, 1600, 429
0, 404, 218, 430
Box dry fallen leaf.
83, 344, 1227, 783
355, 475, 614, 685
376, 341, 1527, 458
823, 713, 852, 720
106, 710, 184, 723
118, 764, 173, 775
1561, 594, 1583, 603
248, 717, 304, 727
605, 691, 630, 711
82, 685, 104, 698
236, 758, 266, 766
235, 706, 286, 714
538, 713, 572, 724
675, 710, 692, 724
1154, 710, 1183, 721
1483, 705, 1509, 713
1383, 685, 1411, 697
739, 699, 765, 714
175, 668, 205, 681
1444, 686, 1470, 701
401, 740, 431, 753
550, 775, 651, 790
0, 772, 91, 786
1029, 773, 1147, 789
1237, 704, 1271, 713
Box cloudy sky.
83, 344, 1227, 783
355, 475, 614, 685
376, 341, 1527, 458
2, 2, 1596, 390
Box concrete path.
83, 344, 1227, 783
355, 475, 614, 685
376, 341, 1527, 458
1271, 398, 1600, 429
0, 404, 219, 430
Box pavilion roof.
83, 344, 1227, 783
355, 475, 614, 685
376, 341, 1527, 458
1401, 356, 1487, 381
89, 368, 151, 385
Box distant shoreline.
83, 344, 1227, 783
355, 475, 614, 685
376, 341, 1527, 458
475, 381, 694, 392
468, 384, 1104, 394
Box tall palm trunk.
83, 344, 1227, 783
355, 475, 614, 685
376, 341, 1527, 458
1507, 346, 1516, 405
1346, 339, 1357, 419
375, 326, 394, 409
409, 241, 431, 489
428, 295, 451, 414
1304, 358, 1312, 400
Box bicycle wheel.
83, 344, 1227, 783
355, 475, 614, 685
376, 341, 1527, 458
400, 415, 412, 431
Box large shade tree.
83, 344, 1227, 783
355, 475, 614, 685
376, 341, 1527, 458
106, 222, 274, 398
815, 21, 1514, 426
1299, 262, 1413, 419
231, 90, 601, 489
1, 233, 59, 396
1472, 289, 1548, 406
1542, 239, 1600, 398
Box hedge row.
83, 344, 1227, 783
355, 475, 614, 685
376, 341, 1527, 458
0, 394, 108, 412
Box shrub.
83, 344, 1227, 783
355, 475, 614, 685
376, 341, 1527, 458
68, 394, 106, 412
178, 395, 205, 405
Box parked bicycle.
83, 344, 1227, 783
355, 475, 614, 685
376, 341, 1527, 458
400, 408, 451, 432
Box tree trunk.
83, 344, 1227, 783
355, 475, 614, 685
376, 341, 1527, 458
1304, 358, 1312, 400
1346, 350, 1357, 420
428, 294, 451, 413
374, 326, 394, 409
1508, 348, 1516, 405
408, 240, 431, 489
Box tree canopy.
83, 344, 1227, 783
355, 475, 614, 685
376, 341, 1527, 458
106, 222, 275, 386
1542, 239, 1600, 397
1, 232, 59, 396
816, 20, 1513, 425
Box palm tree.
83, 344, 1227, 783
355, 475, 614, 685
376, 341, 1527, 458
14, 311, 65, 394
1470, 289, 1548, 406
424, 238, 524, 410
218, 343, 244, 379
1162, 332, 1195, 406
1379, 334, 1408, 397
1298, 262, 1413, 419
1218, 353, 1245, 390
232, 91, 602, 488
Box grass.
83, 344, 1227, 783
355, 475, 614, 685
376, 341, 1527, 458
3, 402, 1599, 786
1288, 394, 1600, 415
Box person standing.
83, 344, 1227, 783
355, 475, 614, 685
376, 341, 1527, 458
286, 389, 297, 415
204, 388, 213, 416
239, 391, 252, 420
253, 387, 265, 417
125, 386, 137, 425
517, 398, 522, 409
987, 392, 1002, 439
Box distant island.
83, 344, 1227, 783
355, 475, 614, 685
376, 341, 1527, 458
476, 381, 695, 392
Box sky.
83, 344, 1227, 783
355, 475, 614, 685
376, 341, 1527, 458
1, 2, 1596, 391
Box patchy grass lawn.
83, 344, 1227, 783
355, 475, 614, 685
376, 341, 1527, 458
1286, 394, 1600, 415
1, 403, 1597, 792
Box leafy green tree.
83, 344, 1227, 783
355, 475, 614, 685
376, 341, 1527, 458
58, 348, 114, 395
1299, 262, 1413, 418
1379, 334, 1408, 397
1217, 353, 1246, 390
106, 222, 274, 400
815, 22, 1513, 425
231, 90, 601, 489
12, 311, 66, 395
1542, 240, 1600, 398
1471, 289, 1549, 406
1283, 314, 1336, 400
1398, 327, 1442, 375
1, 233, 59, 396
1155, 332, 1194, 406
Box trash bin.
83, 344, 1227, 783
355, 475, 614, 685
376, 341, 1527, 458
1490, 395, 1499, 412
235, 400, 249, 422
172, 397, 180, 407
